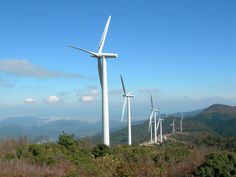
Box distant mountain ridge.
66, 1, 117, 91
1, 104, 236, 142
201, 104, 236, 114
0, 117, 46, 127
89, 104, 236, 145
0, 117, 126, 141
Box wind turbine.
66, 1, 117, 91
180, 111, 184, 133
156, 108, 164, 143
120, 75, 134, 145
170, 117, 175, 133
69, 16, 117, 146
150, 119, 154, 143
148, 96, 159, 144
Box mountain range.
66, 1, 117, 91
0, 104, 235, 143
88, 104, 236, 145
0, 117, 125, 141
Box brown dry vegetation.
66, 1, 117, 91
0, 133, 235, 177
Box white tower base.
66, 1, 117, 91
102, 57, 110, 146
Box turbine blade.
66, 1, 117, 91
120, 75, 126, 95
69, 46, 98, 56
97, 59, 103, 89
151, 95, 154, 109
148, 111, 154, 131
121, 97, 127, 122
98, 16, 111, 54
156, 120, 160, 132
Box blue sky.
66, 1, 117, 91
0, 0, 235, 121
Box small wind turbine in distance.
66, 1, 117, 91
69, 16, 118, 146
120, 75, 134, 145
170, 117, 175, 134
149, 119, 154, 143
148, 95, 159, 144
156, 107, 164, 143
180, 111, 184, 133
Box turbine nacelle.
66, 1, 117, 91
91, 53, 118, 59
151, 108, 160, 112
122, 92, 134, 98
69, 46, 118, 59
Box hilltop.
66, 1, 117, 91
201, 104, 236, 114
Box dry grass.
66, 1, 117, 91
0, 159, 72, 177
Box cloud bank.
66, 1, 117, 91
0, 59, 85, 79
46, 96, 60, 103
24, 97, 37, 104
79, 86, 99, 103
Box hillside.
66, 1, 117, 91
89, 116, 215, 146
194, 104, 236, 136
89, 104, 236, 145
0, 132, 235, 177
201, 104, 236, 114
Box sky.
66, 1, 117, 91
0, 0, 235, 121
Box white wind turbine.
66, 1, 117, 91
170, 117, 175, 133
156, 108, 164, 143
120, 75, 134, 145
69, 16, 117, 146
150, 119, 154, 143
148, 96, 159, 144
180, 111, 184, 133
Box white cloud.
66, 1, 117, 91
46, 96, 60, 103
78, 86, 99, 103
24, 97, 37, 104
0, 59, 86, 79
91, 89, 99, 96
79, 95, 94, 102
139, 88, 159, 94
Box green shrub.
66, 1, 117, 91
3, 152, 15, 160
195, 152, 236, 177
92, 144, 110, 158
16, 145, 31, 159
27, 144, 56, 165
58, 133, 78, 152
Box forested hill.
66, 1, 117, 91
89, 104, 236, 145
193, 104, 236, 136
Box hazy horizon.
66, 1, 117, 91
0, 0, 235, 121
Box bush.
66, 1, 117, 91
16, 146, 29, 159
3, 152, 15, 160
27, 144, 56, 165
58, 133, 78, 153
92, 144, 110, 158
195, 152, 236, 177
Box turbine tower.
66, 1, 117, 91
148, 96, 159, 144
150, 119, 153, 143
156, 109, 164, 143
170, 117, 175, 133
120, 75, 134, 145
69, 16, 117, 146
180, 111, 184, 133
